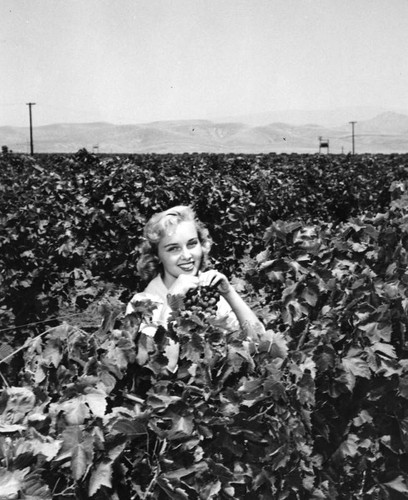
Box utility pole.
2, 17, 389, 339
26, 102, 36, 155
349, 121, 357, 155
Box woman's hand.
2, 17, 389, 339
167, 274, 199, 297
199, 270, 231, 295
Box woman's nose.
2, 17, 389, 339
180, 247, 192, 259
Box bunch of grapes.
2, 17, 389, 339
183, 285, 221, 318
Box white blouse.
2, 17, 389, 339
126, 274, 240, 371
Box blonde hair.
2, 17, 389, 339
137, 206, 212, 282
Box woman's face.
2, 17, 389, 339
157, 220, 203, 288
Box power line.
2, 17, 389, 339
26, 102, 36, 154
349, 121, 357, 154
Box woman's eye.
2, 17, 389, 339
167, 246, 179, 253
187, 240, 198, 248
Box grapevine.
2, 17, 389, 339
1, 152, 408, 498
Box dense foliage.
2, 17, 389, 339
2, 151, 408, 331
0, 150, 408, 498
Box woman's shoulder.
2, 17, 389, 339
126, 275, 167, 314
143, 274, 167, 299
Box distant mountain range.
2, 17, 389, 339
1, 111, 408, 155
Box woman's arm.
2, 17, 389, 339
221, 286, 263, 333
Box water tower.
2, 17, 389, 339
318, 136, 329, 154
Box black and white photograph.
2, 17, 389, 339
1, 1, 408, 498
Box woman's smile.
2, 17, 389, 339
178, 261, 195, 272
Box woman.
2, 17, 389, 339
127, 205, 264, 371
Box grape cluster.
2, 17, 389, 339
183, 285, 221, 318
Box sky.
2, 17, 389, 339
1, 0, 408, 127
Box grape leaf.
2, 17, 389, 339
384, 475, 408, 493
88, 460, 113, 497
342, 353, 371, 390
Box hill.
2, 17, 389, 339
1, 112, 407, 154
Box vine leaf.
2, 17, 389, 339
399, 417, 408, 453
83, 389, 108, 418
0, 387, 36, 424
342, 353, 371, 391
0, 468, 29, 498
335, 433, 359, 459
110, 418, 147, 438
57, 427, 94, 480
384, 475, 408, 493
88, 460, 113, 497
28, 439, 62, 462
359, 322, 392, 343
57, 398, 90, 425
